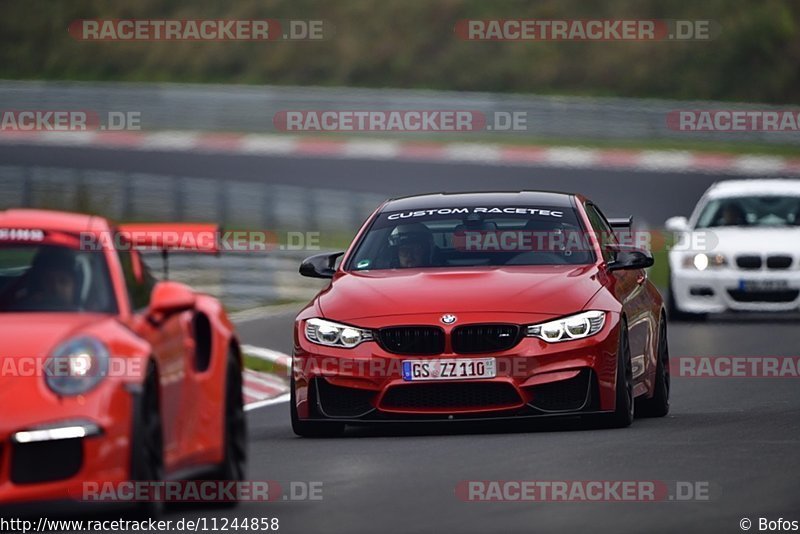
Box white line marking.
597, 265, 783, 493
343, 140, 401, 159
139, 131, 200, 151
242, 343, 292, 368
444, 143, 502, 163
544, 147, 599, 167
636, 150, 694, 171
243, 385, 281, 399
37, 131, 99, 146
244, 369, 289, 387
244, 392, 290, 411
239, 134, 299, 154
240, 343, 292, 410
229, 303, 300, 322
731, 155, 787, 175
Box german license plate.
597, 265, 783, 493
402, 358, 496, 381
739, 279, 789, 292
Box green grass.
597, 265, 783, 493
646, 229, 674, 290
3, 1, 799, 105
649, 247, 670, 289
243, 353, 290, 376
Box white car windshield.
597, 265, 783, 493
695, 196, 800, 229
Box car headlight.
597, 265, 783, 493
305, 318, 373, 348
526, 311, 606, 343
45, 336, 109, 396
682, 253, 727, 271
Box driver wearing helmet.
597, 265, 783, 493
21, 246, 77, 309
390, 224, 434, 268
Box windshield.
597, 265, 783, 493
695, 196, 800, 229
346, 206, 595, 271
0, 243, 117, 313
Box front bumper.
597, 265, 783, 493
0, 380, 134, 505
671, 268, 800, 313
293, 312, 621, 422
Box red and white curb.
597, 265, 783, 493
241, 344, 291, 411
243, 370, 289, 411
1, 130, 798, 176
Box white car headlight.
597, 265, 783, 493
526, 311, 606, 343
45, 336, 110, 395
682, 253, 727, 271
305, 318, 373, 348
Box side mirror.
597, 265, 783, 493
665, 216, 690, 232
608, 247, 654, 271
299, 252, 344, 279
149, 281, 196, 316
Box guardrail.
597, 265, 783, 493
1, 80, 795, 144
0, 164, 376, 310
152, 252, 328, 312
0, 165, 383, 230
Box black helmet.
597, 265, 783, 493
30, 246, 76, 274
389, 223, 433, 248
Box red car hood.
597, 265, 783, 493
0, 312, 110, 359
318, 265, 603, 321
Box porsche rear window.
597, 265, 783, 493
0, 243, 117, 313
346, 206, 595, 270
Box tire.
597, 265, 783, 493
667, 279, 706, 322
130, 362, 164, 516
600, 321, 634, 428
205, 351, 248, 508
290, 375, 345, 438
636, 318, 670, 418
216, 351, 248, 482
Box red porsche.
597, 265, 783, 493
0, 210, 246, 507
292, 191, 669, 436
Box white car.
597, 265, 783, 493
666, 179, 800, 319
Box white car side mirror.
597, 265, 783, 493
665, 216, 690, 232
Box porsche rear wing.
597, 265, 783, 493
116, 223, 220, 279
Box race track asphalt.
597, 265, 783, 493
0, 144, 733, 226
226, 311, 800, 534
4, 144, 799, 534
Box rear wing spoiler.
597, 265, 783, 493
607, 217, 633, 229
116, 223, 220, 254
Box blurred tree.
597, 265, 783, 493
0, 0, 797, 103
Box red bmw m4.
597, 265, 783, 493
291, 191, 669, 436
